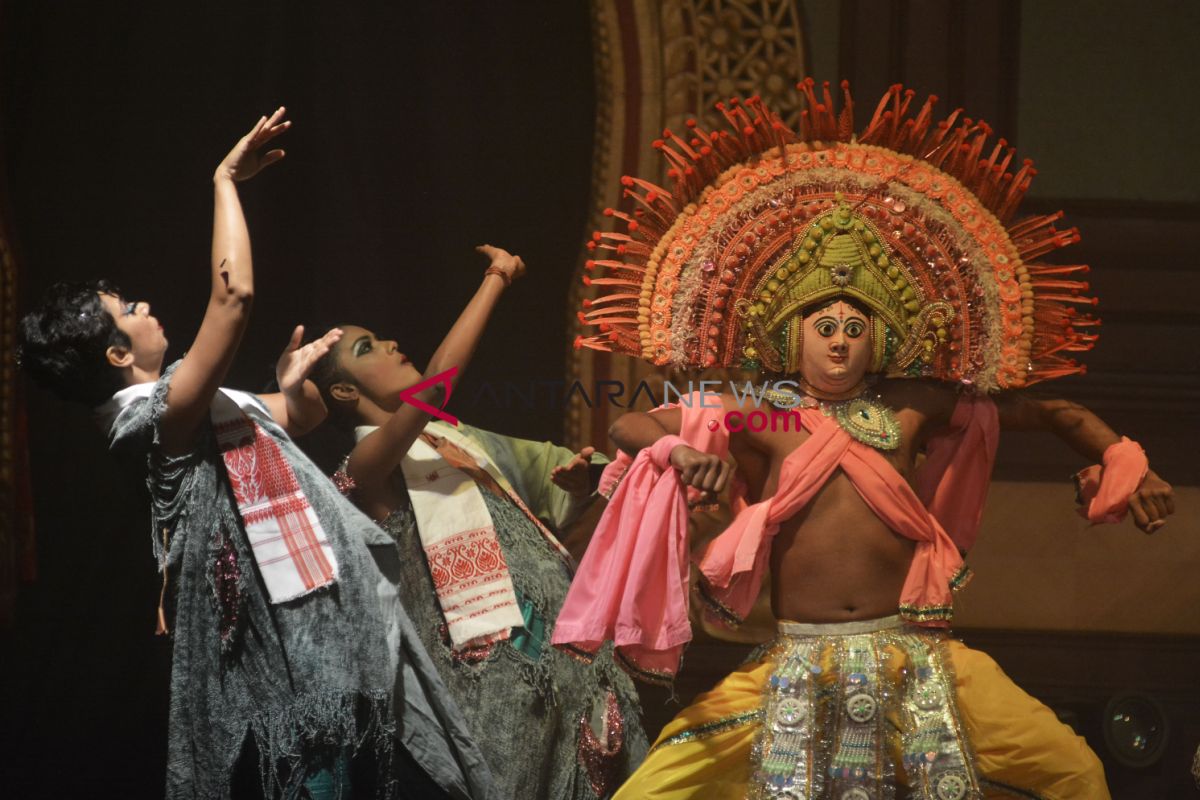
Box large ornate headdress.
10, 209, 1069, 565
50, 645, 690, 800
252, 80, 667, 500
575, 80, 1097, 391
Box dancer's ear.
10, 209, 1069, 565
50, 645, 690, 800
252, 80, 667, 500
106, 344, 134, 369
330, 382, 359, 403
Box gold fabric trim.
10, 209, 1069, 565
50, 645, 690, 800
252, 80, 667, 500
651, 710, 763, 752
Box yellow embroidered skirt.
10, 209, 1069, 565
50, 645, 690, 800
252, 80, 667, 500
615, 617, 1109, 800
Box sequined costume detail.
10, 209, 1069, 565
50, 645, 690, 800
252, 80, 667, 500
212, 525, 243, 653
745, 619, 977, 798
578, 690, 628, 797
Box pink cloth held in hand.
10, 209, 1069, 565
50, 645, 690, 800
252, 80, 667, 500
550, 434, 693, 681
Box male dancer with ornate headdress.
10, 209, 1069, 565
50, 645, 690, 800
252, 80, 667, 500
552, 81, 1175, 799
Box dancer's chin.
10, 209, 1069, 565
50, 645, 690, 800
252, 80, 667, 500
811, 369, 852, 390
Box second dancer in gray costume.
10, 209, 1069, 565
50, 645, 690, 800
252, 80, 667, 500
312, 246, 648, 799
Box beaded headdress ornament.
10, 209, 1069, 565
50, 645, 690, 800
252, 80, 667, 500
575, 80, 1098, 391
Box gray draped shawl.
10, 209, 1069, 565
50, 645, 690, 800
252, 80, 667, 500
105, 362, 494, 799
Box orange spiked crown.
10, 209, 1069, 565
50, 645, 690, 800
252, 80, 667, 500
576, 80, 1097, 391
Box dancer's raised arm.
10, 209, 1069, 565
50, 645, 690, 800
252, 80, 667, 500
344, 245, 524, 496
158, 108, 289, 453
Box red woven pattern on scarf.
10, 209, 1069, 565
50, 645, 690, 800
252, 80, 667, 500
217, 417, 334, 590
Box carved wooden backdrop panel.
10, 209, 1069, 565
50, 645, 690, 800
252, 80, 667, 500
568, 0, 807, 451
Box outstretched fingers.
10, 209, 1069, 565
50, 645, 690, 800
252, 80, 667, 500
219, 107, 292, 182
550, 447, 595, 494
278, 326, 343, 389
246, 114, 269, 142
311, 328, 343, 358
301, 328, 342, 362
254, 107, 289, 143
257, 147, 285, 168
264, 105, 287, 127
284, 324, 305, 352
318, 327, 344, 346
241, 108, 289, 163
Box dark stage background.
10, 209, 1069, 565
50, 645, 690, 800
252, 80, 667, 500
5, 2, 1200, 798
1, 3, 594, 797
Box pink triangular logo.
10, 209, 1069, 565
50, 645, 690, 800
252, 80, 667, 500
398, 366, 459, 426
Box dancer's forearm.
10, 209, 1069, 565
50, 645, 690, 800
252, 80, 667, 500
609, 409, 681, 458
995, 392, 1120, 463
159, 110, 289, 453
424, 273, 506, 383
349, 246, 524, 489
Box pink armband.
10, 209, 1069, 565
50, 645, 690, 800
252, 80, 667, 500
649, 435, 688, 471
1075, 436, 1149, 524
597, 434, 690, 499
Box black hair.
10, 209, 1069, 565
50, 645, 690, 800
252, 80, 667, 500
18, 280, 132, 407
310, 328, 355, 429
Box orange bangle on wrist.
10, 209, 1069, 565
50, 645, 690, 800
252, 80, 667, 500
484, 266, 511, 287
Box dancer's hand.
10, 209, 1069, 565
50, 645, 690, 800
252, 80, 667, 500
477, 244, 526, 284
276, 325, 342, 395
215, 106, 290, 183
1129, 470, 1175, 534
669, 445, 733, 504
551, 447, 597, 497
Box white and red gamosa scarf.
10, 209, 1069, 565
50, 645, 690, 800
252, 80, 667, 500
97, 384, 338, 603
355, 421, 571, 652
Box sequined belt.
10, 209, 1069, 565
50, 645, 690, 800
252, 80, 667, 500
752, 624, 980, 800
777, 615, 904, 637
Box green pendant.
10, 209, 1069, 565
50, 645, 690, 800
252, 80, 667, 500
833, 397, 902, 450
